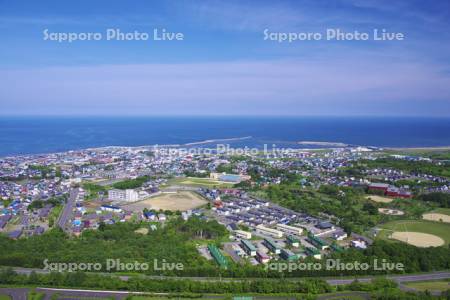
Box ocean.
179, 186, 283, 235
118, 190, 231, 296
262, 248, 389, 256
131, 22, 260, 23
0, 116, 449, 157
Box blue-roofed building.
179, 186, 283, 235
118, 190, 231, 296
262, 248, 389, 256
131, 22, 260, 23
144, 211, 156, 220
8, 230, 22, 239
100, 204, 122, 213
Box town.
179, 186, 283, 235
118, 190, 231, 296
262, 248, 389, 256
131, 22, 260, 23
1, 144, 449, 270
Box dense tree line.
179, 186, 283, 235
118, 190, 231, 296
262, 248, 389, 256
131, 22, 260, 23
0, 268, 332, 295
27, 195, 67, 211
0, 216, 449, 278
418, 193, 450, 208
264, 184, 383, 233
112, 176, 150, 189
1, 268, 447, 299
0, 217, 229, 276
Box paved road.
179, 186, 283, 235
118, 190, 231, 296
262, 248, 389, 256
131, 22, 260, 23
388, 271, 450, 283
37, 287, 132, 300
57, 188, 78, 231
223, 242, 244, 264
6, 266, 450, 285
0, 288, 29, 300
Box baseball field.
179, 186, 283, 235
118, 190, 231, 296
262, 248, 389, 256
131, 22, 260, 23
377, 219, 450, 247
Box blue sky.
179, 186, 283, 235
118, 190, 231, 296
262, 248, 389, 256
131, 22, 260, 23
0, 0, 449, 116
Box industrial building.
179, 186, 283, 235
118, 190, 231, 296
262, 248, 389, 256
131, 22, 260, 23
280, 248, 298, 261
276, 223, 303, 236
210, 172, 251, 183
331, 243, 344, 253
263, 237, 281, 254
286, 235, 300, 247
234, 229, 252, 239
307, 232, 329, 250
305, 247, 321, 259
256, 251, 270, 264
241, 239, 257, 256
208, 244, 228, 268
256, 224, 283, 238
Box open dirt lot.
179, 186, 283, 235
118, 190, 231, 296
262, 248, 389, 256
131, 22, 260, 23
422, 213, 450, 223
390, 231, 445, 247
366, 195, 393, 203
122, 191, 207, 212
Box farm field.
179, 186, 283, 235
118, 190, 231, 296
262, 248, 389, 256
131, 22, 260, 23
122, 191, 207, 212
365, 195, 393, 203
377, 220, 450, 247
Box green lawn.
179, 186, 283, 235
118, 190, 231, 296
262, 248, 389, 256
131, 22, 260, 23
0, 295, 11, 300
168, 177, 235, 188
377, 219, 450, 246
48, 205, 62, 227
27, 290, 45, 300
405, 280, 450, 292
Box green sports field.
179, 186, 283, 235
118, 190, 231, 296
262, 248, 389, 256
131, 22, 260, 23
377, 219, 450, 246
167, 177, 235, 188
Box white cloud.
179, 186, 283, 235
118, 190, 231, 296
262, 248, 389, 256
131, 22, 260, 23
1, 57, 449, 116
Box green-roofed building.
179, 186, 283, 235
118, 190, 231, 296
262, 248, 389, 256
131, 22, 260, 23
280, 248, 298, 261
208, 244, 228, 268
241, 239, 257, 256
305, 247, 322, 259
263, 237, 281, 254
287, 235, 300, 247
307, 232, 329, 250
331, 243, 344, 253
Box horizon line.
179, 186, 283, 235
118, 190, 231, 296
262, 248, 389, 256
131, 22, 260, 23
1, 114, 450, 118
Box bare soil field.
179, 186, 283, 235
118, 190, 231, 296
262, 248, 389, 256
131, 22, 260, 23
390, 231, 445, 247
366, 195, 393, 203
422, 213, 450, 223
134, 227, 149, 235
122, 191, 207, 212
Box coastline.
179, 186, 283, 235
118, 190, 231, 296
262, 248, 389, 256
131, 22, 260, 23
385, 146, 450, 151
1, 141, 450, 159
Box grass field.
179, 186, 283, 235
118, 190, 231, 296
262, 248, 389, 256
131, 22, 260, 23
405, 280, 450, 292
0, 295, 11, 300
377, 220, 450, 246
168, 177, 235, 188
27, 290, 45, 300
434, 208, 450, 215
122, 191, 207, 212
